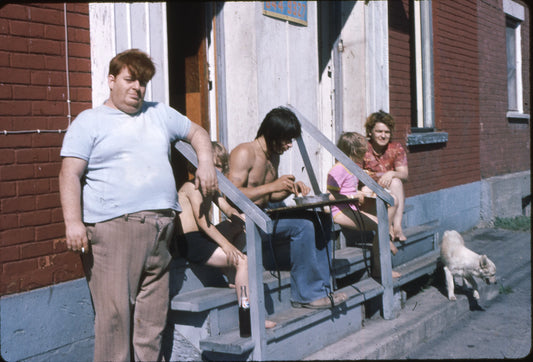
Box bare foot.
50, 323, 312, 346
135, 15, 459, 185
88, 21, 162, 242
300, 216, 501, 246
265, 320, 277, 329
394, 228, 407, 242
228, 283, 236, 289
392, 270, 401, 278
389, 241, 399, 255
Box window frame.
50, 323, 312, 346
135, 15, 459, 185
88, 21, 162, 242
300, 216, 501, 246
503, 0, 529, 122
407, 0, 448, 146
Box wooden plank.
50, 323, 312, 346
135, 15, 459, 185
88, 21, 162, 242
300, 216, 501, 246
200, 329, 255, 355
171, 246, 376, 313
170, 287, 236, 312
340, 277, 384, 306
247, 220, 267, 360
331, 246, 369, 277
403, 219, 439, 239
295, 136, 321, 194
377, 198, 394, 319
393, 250, 440, 288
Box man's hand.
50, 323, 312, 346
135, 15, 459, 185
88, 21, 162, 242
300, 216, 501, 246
294, 181, 310, 196
195, 162, 218, 198
65, 220, 88, 253
59, 157, 89, 254
186, 122, 219, 197
273, 175, 297, 193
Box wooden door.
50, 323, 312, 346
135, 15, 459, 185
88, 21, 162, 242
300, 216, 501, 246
167, 2, 210, 187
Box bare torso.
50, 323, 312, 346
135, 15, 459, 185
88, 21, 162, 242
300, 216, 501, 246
229, 139, 279, 208
177, 181, 203, 233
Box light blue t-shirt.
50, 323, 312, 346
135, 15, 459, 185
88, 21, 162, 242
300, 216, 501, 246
60, 102, 191, 223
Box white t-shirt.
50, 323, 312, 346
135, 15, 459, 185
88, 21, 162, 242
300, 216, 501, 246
60, 102, 191, 223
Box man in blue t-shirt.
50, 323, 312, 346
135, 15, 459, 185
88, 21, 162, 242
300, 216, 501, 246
59, 49, 217, 361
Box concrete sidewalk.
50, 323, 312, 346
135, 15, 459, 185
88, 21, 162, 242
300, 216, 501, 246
305, 227, 531, 360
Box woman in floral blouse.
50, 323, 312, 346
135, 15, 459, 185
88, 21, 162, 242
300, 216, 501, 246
362, 110, 409, 243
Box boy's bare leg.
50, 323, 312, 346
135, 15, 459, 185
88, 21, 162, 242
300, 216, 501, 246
205, 248, 276, 329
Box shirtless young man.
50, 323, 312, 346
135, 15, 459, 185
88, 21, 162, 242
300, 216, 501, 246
228, 106, 347, 309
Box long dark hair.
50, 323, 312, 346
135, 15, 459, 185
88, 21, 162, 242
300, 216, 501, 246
256, 107, 301, 153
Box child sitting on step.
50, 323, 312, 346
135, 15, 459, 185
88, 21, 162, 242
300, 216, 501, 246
175, 141, 276, 329
327, 132, 401, 278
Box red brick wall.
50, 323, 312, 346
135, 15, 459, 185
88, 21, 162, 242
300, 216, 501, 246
0, 3, 91, 296
478, 0, 530, 178
389, 0, 482, 197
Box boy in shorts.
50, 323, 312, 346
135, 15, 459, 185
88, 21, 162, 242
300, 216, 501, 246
176, 141, 276, 329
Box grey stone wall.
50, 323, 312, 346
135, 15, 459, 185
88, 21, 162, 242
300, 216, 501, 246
480, 170, 531, 224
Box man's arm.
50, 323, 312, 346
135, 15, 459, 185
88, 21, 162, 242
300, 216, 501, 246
228, 144, 298, 205
59, 157, 88, 252
186, 122, 218, 197
228, 144, 271, 205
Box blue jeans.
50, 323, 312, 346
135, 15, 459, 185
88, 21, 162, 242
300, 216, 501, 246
260, 210, 333, 303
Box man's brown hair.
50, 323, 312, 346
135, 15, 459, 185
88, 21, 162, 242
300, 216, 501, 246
108, 48, 156, 84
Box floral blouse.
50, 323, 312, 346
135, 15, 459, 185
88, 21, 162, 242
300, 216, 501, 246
362, 141, 407, 182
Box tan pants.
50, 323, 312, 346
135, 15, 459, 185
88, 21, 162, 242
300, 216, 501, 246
83, 210, 176, 362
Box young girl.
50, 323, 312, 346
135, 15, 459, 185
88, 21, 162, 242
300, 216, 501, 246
327, 132, 400, 278
176, 141, 276, 329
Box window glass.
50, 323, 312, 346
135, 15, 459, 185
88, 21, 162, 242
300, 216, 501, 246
506, 18, 518, 111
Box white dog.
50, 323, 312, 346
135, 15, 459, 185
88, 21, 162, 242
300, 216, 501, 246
440, 230, 497, 301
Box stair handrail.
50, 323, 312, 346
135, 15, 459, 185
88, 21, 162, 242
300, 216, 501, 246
286, 104, 396, 320
174, 140, 271, 359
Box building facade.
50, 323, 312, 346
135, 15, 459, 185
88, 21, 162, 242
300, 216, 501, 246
0, 1, 529, 360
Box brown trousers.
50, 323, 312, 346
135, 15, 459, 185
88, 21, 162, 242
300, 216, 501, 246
83, 210, 176, 362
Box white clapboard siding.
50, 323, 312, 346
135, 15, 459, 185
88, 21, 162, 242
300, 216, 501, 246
89, 2, 169, 107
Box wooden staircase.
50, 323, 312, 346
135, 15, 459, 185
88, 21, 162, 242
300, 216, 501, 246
164, 220, 440, 361
167, 106, 441, 360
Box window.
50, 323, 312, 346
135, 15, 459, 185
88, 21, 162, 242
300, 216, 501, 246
506, 17, 520, 112
407, 0, 448, 146
503, 0, 529, 121
413, 0, 434, 129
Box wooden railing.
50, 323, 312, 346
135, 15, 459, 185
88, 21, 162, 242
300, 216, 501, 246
174, 104, 395, 360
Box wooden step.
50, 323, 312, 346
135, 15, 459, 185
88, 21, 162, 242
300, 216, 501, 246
169, 220, 440, 358
392, 249, 440, 288
391, 220, 439, 267
171, 219, 439, 314
331, 245, 371, 279
200, 277, 383, 360
170, 244, 373, 315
